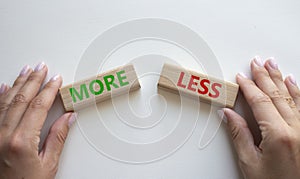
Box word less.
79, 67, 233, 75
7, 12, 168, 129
157, 63, 239, 108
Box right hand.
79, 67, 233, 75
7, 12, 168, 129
221, 57, 300, 179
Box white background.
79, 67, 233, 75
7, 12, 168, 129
1, 0, 300, 178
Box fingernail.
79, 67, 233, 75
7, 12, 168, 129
19, 65, 31, 76
237, 72, 248, 79
68, 113, 77, 127
0, 83, 6, 94
288, 74, 297, 86
268, 57, 278, 69
34, 62, 45, 72
253, 56, 264, 67
217, 109, 227, 123
50, 74, 61, 81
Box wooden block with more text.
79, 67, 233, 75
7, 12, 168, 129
157, 63, 239, 108
60, 64, 140, 111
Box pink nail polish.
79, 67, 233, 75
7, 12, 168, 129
217, 109, 227, 123
268, 57, 278, 69
19, 65, 31, 76
50, 74, 61, 81
288, 74, 297, 85
238, 72, 248, 78
68, 113, 77, 127
0, 83, 6, 94
253, 56, 264, 67
34, 62, 45, 72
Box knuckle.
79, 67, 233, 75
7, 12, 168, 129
247, 79, 256, 86
55, 130, 67, 145
8, 133, 28, 154
269, 89, 283, 100
270, 71, 283, 80
27, 73, 42, 85
254, 69, 269, 79
10, 93, 29, 107
284, 97, 297, 108
249, 93, 272, 106
271, 89, 283, 98
274, 132, 297, 149
29, 97, 46, 110
230, 124, 241, 142
50, 125, 68, 146
0, 102, 10, 112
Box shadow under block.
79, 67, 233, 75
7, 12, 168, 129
60, 64, 140, 111
157, 63, 239, 108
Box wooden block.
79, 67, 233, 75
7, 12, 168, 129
157, 63, 239, 108
60, 64, 140, 111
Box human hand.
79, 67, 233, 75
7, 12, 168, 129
219, 57, 300, 179
0, 62, 76, 179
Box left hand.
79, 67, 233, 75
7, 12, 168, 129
0, 62, 76, 179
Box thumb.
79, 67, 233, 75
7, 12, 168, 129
219, 108, 259, 165
40, 112, 77, 168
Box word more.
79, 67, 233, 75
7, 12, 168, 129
60, 64, 140, 111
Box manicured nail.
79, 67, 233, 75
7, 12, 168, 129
50, 74, 61, 81
19, 65, 31, 76
237, 72, 248, 79
253, 56, 264, 67
0, 83, 6, 94
217, 109, 227, 123
268, 57, 278, 69
5, 85, 10, 92
34, 62, 45, 72
288, 74, 297, 86
68, 113, 77, 127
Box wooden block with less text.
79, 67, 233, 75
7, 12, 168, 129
60, 64, 140, 111
157, 63, 239, 108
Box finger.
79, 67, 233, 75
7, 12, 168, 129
18, 74, 62, 133
0, 83, 10, 123
4, 84, 11, 92
0, 65, 32, 125
264, 58, 299, 116
237, 73, 284, 125
219, 108, 260, 167
251, 57, 296, 125
40, 113, 77, 170
1, 62, 48, 132
0, 84, 12, 103
0, 83, 8, 95
284, 75, 300, 112
0, 83, 10, 97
